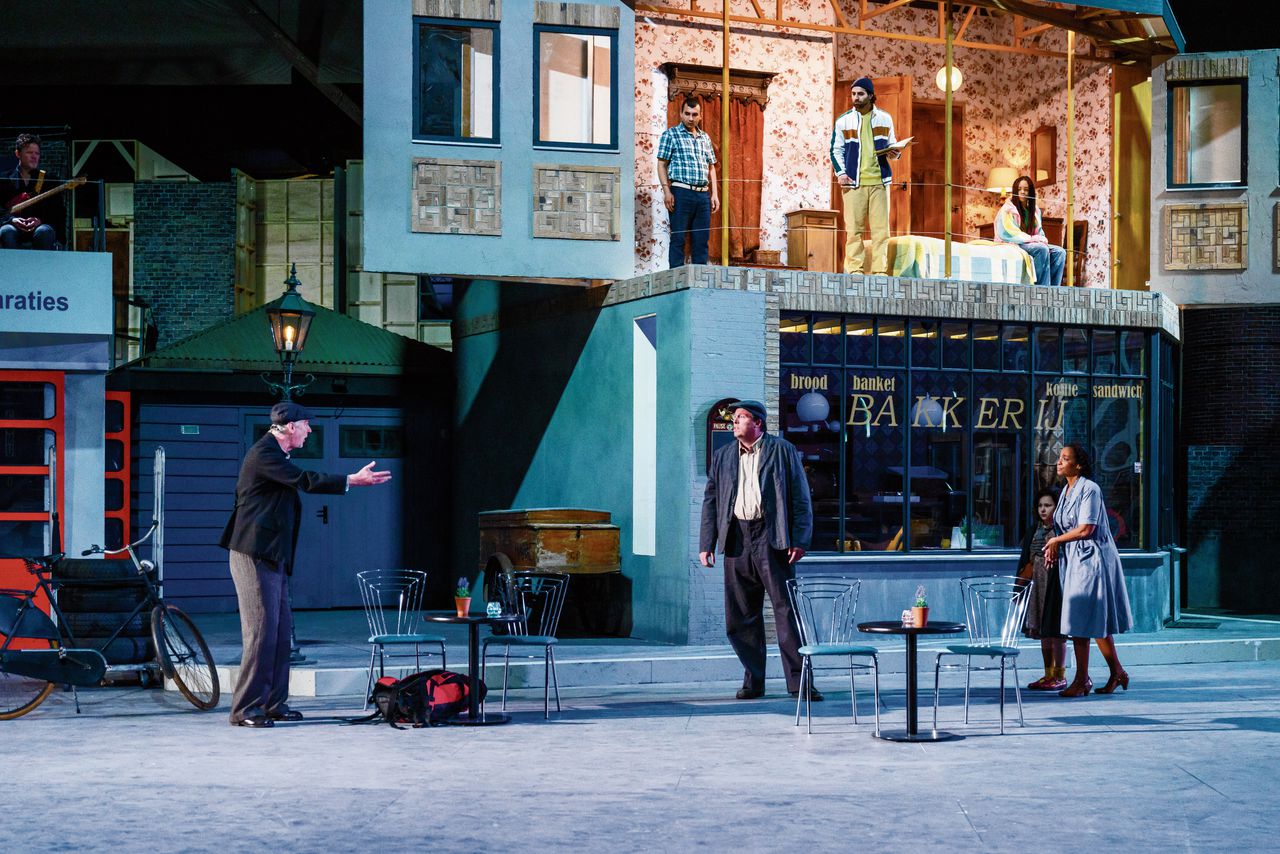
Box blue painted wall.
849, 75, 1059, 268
454, 281, 692, 641
363, 1, 636, 280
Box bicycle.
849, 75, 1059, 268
0, 522, 220, 719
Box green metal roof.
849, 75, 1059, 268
123, 297, 450, 376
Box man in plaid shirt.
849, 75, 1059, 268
657, 96, 720, 268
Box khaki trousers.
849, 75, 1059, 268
841, 182, 890, 274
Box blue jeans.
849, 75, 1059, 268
667, 186, 711, 268
1023, 242, 1067, 286
0, 223, 57, 250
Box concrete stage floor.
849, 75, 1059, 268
1, 613, 1278, 852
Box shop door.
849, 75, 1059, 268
0, 373, 65, 642
242, 412, 404, 609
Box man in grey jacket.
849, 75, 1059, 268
699, 400, 817, 700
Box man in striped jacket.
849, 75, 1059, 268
829, 77, 899, 275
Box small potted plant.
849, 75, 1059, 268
454, 577, 472, 617
912, 584, 929, 628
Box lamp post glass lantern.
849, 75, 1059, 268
263, 263, 316, 401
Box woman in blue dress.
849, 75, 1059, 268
1043, 443, 1132, 697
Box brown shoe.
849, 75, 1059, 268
735, 686, 765, 700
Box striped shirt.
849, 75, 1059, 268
657, 123, 716, 187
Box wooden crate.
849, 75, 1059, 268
478, 508, 620, 576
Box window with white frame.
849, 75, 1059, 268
535, 26, 617, 148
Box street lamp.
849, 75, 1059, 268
262, 263, 316, 401
262, 263, 316, 663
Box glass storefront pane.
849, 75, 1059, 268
1063, 328, 1089, 374
1032, 377, 1089, 496
0, 383, 55, 420
812, 316, 842, 365
105, 477, 124, 512
908, 371, 969, 549
1003, 325, 1029, 372
1120, 330, 1146, 376
973, 323, 999, 371
0, 429, 56, 467
0, 520, 47, 556
1035, 327, 1061, 373
942, 322, 969, 369
1093, 330, 1117, 375
782, 367, 842, 552
780, 314, 809, 364
878, 318, 905, 367
910, 320, 939, 369
1092, 379, 1145, 548
971, 374, 1030, 549
105, 398, 125, 434
845, 316, 874, 366
843, 369, 905, 551
0, 475, 47, 513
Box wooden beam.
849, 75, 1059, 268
634, 3, 1136, 64
748, 0, 766, 17
971, 0, 1163, 55
1018, 21, 1054, 40
861, 0, 916, 21
231, 0, 362, 125
828, 0, 851, 29
956, 6, 977, 40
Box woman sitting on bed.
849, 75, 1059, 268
995, 175, 1066, 286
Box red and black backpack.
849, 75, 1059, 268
361, 669, 487, 728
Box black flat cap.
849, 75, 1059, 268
732, 399, 767, 423
270, 401, 313, 425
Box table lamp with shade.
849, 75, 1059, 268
985, 167, 1020, 197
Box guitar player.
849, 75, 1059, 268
1, 133, 63, 250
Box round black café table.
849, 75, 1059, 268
858, 620, 967, 743
423, 611, 523, 726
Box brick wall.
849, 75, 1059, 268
1182, 306, 1280, 610
133, 182, 236, 348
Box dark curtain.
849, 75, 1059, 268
666, 95, 765, 263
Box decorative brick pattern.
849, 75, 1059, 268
456, 265, 1181, 342
1164, 55, 1249, 81
413, 0, 500, 20
533, 1, 619, 27
411, 158, 501, 236
1164, 203, 1248, 271
533, 165, 621, 241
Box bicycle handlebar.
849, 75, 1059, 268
93, 522, 159, 557
82, 546, 98, 556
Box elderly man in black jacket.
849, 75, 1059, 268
699, 400, 816, 700
220, 402, 390, 728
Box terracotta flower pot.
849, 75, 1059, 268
455, 597, 472, 618
912, 606, 929, 628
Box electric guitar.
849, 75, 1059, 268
4, 176, 85, 233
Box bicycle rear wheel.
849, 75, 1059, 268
0, 639, 57, 720
150, 605, 219, 711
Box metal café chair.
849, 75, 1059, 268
931, 575, 1034, 734
786, 575, 881, 735
356, 569, 447, 709
482, 569, 569, 719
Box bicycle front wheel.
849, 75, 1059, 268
0, 639, 57, 720
150, 605, 220, 711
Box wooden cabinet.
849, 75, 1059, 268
786, 208, 840, 273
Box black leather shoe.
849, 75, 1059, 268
790, 688, 825, 702
735, 686, 765, 700
231, 715, 274, 728
268, 709, 304, 722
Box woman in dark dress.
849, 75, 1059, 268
1019, 488, 1066, 690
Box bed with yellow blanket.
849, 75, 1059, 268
873, 235, 1035, 284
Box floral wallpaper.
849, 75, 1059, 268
633, 3, 1121, 288
834, 8, 1114, 287
634, 1, 836, 274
